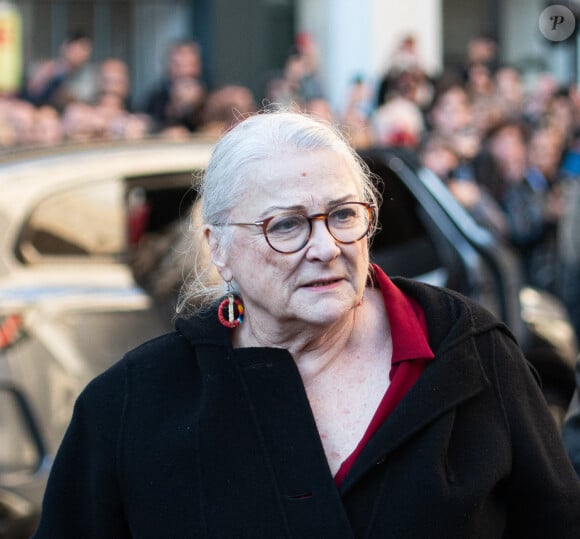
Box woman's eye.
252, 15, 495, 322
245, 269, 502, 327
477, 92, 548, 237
332, 208, 356, 222
268, 216, 304, 235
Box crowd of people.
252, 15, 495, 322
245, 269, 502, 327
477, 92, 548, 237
14, 29, 580, 536
0, 31, 259, 146
349, 33, 580, 343
2, 29, 580, 340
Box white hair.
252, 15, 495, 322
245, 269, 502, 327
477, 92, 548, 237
371, 96, 424, 146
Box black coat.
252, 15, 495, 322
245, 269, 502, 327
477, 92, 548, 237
33, 278, 580, 538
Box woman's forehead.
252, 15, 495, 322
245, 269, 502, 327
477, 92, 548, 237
248, 150, 354, 181
240, 151, 359, 200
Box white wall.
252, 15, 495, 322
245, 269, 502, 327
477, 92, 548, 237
133, 1, 193, 107
296, 0, 442, 112
369, 0, 442, 78
500, 0, 577, 86
500, 0, 544, 68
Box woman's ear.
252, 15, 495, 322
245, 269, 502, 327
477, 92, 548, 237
204, 226, 233, 282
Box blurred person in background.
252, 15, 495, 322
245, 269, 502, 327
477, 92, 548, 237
293, 31, 326, 104
420, 134, 508, 239
93, 59, 131, 136
494, 64, 526, 121
525, 125, 565, 292
94, 92, 130, 134
376, 34, 433, 111
94, 58, 152, 140
198, 84, 258, 136
370, 95, 424, 149
340, 75, 374, 149
478, 120, 558, 290
523, 71, 558, 126
23, 29, 98, 112
31, 105, 64, 146
264, 34, 325, 110
60, 101, 105, 142
97, 58, 133, 112
527, 125, 566, 189
303, 97, 335, 123
465, 63, 506, 134
420, 135, 459, 180
426, 83, 490, 177
143, 39, 207, 134
117, 114, 152, 141
0, 97, 36, 146
427, 83, 473, 141
461, 33, 499, 80
544, 87, 577, 149
567, 83, 580, 128
0, 96, 19, 147
465, 62, 495, 101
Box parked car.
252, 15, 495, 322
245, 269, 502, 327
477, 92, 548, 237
0, 138, 214, 537
0, 383, 48, 539
0, 139, 577, 536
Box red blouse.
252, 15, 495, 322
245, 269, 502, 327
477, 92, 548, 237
334, 265, 435, 485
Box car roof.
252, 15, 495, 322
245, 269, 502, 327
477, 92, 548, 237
0, 137, 215, 194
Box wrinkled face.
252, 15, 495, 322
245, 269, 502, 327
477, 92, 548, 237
210, 150, 370, 329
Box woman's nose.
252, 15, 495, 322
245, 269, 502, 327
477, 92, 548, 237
305, 218, 341, 260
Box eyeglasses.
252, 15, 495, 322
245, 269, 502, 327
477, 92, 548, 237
216, 201, 376, 254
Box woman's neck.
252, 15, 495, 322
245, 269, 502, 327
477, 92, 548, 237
232, 287, 388, 384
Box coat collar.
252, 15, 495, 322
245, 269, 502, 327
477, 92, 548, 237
175, 278, 508, 500
337, 277, 506, 493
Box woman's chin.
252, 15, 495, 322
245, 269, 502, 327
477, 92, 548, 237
294, 296, 358, 326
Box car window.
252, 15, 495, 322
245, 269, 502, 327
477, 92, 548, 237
18, 180, 124, 262
125, 172, 198, 236
124, 172, 200, 311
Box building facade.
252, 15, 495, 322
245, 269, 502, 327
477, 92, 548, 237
6, 0, 580, 111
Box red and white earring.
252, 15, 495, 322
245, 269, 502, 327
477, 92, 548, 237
217, 282, 244, 328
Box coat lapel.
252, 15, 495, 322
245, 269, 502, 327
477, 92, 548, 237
177, 282, 495, 535
340, 334, 489, 495
234, 347, 356, 538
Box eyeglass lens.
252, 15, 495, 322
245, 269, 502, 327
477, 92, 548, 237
265, 203, 371, 253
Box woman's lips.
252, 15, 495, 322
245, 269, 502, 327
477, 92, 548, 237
302, 278, 343, 289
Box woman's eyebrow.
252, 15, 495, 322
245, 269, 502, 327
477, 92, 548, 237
258, 204, 306, 219
259, 195, 357, 218
326, 194, 357, 207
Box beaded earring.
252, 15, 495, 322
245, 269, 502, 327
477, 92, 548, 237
217, 283, 244, 328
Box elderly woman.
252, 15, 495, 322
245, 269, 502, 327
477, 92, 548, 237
34, 111, 580, 538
